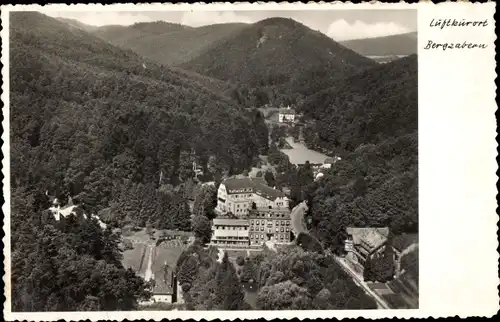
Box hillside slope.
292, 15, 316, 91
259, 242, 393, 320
303, 55, 418, 253
10, 12, 267, 213
180, 17, 377, 103
301, 54, 417, 153
56, 17, 100, 32
340, 32, 417, 57
93, 22, 247, 66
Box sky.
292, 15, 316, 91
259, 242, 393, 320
44, 9, 417, 41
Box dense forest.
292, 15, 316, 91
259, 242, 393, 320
301, 54, 417, 153
176, 243, 377, 310
9, 12, 268, 311
93, 21, 248, 66
300, 55, 418, 255
340, 32, 418, 57
10, 12, 267, 215
10, 191, 151, 311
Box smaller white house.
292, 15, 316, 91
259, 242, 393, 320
278, 106, 296, 123
48, 196, 107, 229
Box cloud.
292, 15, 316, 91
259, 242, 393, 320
44, 11, 154, 26
180, 11, 252, 27
326, 19, 412, 41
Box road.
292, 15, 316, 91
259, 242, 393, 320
143, 245, 155, 282
333, 254, 390, 309
290, 201, 390, 309
290, 201, 308, 235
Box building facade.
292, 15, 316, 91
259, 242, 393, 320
210, 218, 250, 248
216, 177, 289, 217
248, 208, 291, 245
344, 227, 390, 265
278, 106, 296, 123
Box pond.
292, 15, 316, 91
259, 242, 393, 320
280, 137, 330, 165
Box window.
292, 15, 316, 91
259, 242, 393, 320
251, 220, 254, 224
237, 204, 240, 208
280, 227, 284, 232
275, 227, 279, 232
286, 227, 289, 232
256, 221, 259, 225
261, 234, 264, 239
261, 220, 265, 225
250, 227, 253, 231
281, 220, 285, 225
261, 227, 264, 231
286, 221, 290, 226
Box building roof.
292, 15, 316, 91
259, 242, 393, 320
392, 233, 419, 252
324, 157, 336, 164
213, 230, 249, 238
279, 108, 296, 114
250, 207, 290, 213
346, 227, 389, 251
222, 177, 286, 201
213, 218, 250, 226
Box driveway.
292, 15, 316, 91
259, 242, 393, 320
290, 201, 308, 235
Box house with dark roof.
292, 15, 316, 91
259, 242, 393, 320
345, 227, 390, 265
215, 177, 289, 217
278, 106, 296, 123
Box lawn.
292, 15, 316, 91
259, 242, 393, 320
152, 246, 185, 277
122, 242, 147, 273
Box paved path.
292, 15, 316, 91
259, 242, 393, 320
290, 201, 308, 235
143, 245, 155, 282
333, 255, 390, 309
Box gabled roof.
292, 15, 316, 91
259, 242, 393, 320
213, 218, 250, 226
222, 177, 285, 201
279, 108, 296, 114
346, 227, 389, 251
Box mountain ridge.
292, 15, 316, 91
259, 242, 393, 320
340, 32, 418, 57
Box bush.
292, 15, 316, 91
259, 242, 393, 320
181, 283, 191, 292
122, 239, 134, 250
296, 232, 323, 254
236, 256, 245, 266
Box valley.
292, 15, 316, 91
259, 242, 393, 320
8, 10, 418, 313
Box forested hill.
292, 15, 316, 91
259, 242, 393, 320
301, 54, 417, 153
10, 11, 267, 212
180, 17, 378, 104
56, 17, 100, 32
340, 32, 418, 57
301, 54, 418, 253
93, 22, 247, 66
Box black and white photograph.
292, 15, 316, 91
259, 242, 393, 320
4, 5, 419, 313
3, 2, 495, 319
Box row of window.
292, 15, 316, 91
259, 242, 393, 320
249, 212, 288, 218
213, 240, 248, 245
214, 226, 248, 230
250, 234, 288, 240
233, 194, 253, 198
251, 220, 290, 226
250, 226, 289, 232
214, 236, 248, 240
